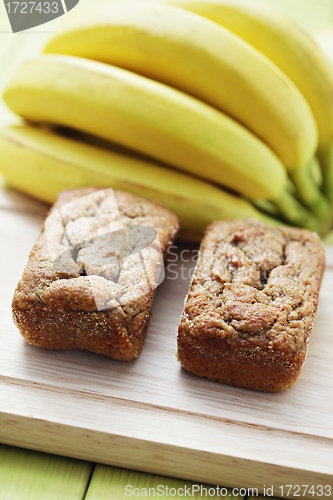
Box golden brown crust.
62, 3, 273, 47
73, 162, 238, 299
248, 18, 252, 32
13, 187, 179, 360
177, 219, 325, 391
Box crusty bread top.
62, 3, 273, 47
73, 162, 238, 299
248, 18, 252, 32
14, 187, 179, 313
181, 218, 325, 359
50, 187, 179, 254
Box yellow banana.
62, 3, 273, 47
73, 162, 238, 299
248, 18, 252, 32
3, 54, 287, 201
0, 125, 276, 242
57, 129, 326, 234
44, 0, 318, 171
159, 0, 333, 151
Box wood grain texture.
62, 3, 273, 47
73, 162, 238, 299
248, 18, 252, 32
0, 186, 332, 498
0, 444, 93, 500
1, 2, 333, 497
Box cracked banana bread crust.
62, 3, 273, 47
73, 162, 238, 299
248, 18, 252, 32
13, 187, 179, 360
177, 219, 325, 391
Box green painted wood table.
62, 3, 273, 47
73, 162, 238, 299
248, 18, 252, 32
0, 444, 251, 500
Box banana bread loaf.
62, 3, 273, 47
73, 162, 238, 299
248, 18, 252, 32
177, 219, 325, 391
13, 187, 179, 360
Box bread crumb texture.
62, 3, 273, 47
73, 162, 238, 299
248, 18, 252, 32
13, 187, 179, 360
178, 218, 325, 391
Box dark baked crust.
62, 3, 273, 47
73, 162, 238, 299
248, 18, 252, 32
177, 219, 325, 391
13, 187, 179, 360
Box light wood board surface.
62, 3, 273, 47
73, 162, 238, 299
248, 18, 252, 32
0, 185, 332, 498
1, 2, 333, 496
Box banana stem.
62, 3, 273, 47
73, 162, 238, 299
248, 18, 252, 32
317, 142, 333, 204
310, 156, 323, 187
253, 210, 282, 227
251, 199, 282, 218
290, 157, 332, 220
323, 229, 333, 246
273, 188, 321, 233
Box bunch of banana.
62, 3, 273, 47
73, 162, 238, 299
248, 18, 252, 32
3, 54, 286, 201
43, 1, 317, 172
1, 0, 333, 239
0, 125, 276, 241
157, 0, 333, 202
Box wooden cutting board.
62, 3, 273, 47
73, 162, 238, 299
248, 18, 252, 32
0, 185, 332, 498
